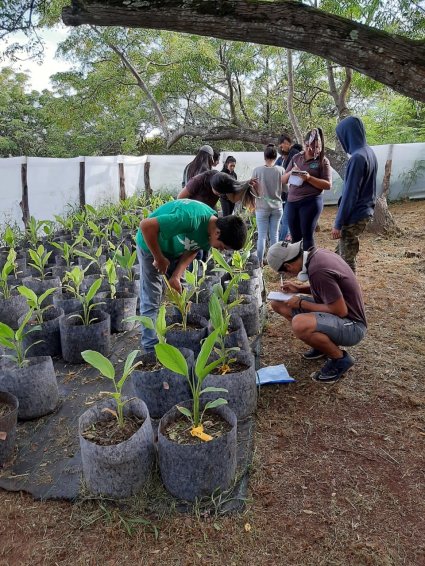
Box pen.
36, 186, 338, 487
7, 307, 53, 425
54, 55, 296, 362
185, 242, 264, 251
280, 274, 283, 288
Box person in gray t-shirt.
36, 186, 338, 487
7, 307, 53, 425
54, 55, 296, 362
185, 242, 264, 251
252, 144, 284, 266
266, 241, 367, 383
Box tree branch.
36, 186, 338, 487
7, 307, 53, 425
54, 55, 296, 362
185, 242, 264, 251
63, 0, 425, 103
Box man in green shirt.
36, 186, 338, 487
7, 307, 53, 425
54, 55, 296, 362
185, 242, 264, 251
136, 198, 247, 351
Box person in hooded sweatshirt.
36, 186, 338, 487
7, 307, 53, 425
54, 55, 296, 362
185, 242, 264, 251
332, 116, 378, 273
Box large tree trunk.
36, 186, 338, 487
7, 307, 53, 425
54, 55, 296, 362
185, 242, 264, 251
368, 145, 400, 235
62, 0, 425, 103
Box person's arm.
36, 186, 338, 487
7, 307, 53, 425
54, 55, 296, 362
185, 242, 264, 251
285, 295, 348, 317
177, 186, 191, 199
298, 172, 331, 190
168, 251, 198, 293
140, 218, 169, 274
282, 281, 311, 294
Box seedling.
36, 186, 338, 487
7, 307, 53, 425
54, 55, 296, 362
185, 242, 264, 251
17, 286, 58, 325
50, 240, 77, 267
0, 250, 17, 299
81, 349, 142, 429
68, 277, 104, 326
102, 258, 118, 299
115, 245, 137, 282
124, 304, 168, 345
28, 245, 53, 280
208, 293, 239, 374
163, 275, 195, 331
155, 329, 228, 435
75, 245, 104, 272
0, 311, 41, 367
211, 248, 250, 305
184, 259, 208, 304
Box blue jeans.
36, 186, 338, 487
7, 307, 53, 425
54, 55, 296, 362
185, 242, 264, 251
279, 201, 290, 241
136, 246, 178, 352
256, 207, 283, 265
286, 195, 323, 250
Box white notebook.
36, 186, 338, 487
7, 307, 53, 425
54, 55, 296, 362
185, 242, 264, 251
267, 291, 295, 302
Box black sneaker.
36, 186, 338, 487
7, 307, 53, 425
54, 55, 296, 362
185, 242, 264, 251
312, 351, 355, 383
302, 348, 326, 360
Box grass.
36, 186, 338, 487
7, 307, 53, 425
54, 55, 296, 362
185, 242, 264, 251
0, 201, 424, 565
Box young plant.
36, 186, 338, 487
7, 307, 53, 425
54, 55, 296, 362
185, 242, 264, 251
163, 275, 195, 331
68, 277, 104, 326
28, 245, 53, 280
54, 214, 74, 235
50, 240, 77, 267
155, 329, 228, 434
184, 259, 208, 304
17, 286, 57, 325
0, 250, 17, 299
26, 217, 48, 247
81, 349, 142, 429
75, 245, 104, 271
0, 311, 41, 367
211, 248, 250, 304
104, 258, 118, 299
208, 293, 239, 372
63, 266, 85, 298
115, 245, 137, 282
3, 226, 17, 250
124, 304, 168, 346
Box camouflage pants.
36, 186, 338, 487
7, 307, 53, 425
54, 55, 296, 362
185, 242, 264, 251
335, 217, 371, 273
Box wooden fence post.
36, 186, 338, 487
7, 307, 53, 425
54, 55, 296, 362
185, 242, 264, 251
20, 158, 30, 228
144, 160, 152, 198
79, 158, 86, 209
119, 162, 126, 200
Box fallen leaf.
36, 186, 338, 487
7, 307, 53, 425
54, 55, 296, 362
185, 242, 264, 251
0, 432, 7, 441
244, 523, 252, 532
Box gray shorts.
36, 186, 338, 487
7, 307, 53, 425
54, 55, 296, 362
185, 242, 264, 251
292, 297, 367, 347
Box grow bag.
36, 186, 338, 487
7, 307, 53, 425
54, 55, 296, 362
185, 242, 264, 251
60, 309, 111, 364
0, 356, 59, 420
203, 350, 257, 420
22, 276, 61, 305
0, 391, 19, 466
79, 397, 154, 498
0, 294, 29, 330
95, 292, 138, 333
165, 313, 208, 356
132, 348, 194, 419
19, 306, 64, 358
158, 401, 237, 502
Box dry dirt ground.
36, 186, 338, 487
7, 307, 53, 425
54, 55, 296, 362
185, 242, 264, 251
1, 201, 424, 566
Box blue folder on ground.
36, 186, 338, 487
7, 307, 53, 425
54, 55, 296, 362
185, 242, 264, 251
256, 364, 295, 385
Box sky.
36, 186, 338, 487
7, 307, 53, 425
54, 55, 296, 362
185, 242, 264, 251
1, 26, 72, 92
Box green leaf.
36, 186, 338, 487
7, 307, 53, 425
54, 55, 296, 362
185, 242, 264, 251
17, 285, 37, 304
0, 336, 14, 349
203, 398, 228, 411
123, 349, 140, 380
200, 386, 228, 394
211, 249, 232, 273
176, 406, 193, 419
81, 350, 115, 379
85, 278, 102, 303
154, 343, 188, 377
38, 287, 58, 305
208, 293, 223, 331
195, 329, 220, 380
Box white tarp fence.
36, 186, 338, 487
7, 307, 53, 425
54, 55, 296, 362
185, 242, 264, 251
0, 144, 424, 228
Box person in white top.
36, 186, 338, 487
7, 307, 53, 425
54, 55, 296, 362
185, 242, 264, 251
251, 144, 285, 266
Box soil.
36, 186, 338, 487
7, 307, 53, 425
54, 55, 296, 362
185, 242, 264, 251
139, 359, 162, 372
164, 412, 232, 445
81, 414, 144, 446
0, 201, 424, 565
0, 402, 12, 419
171, 321, 204, 331
210, 360, 250, 375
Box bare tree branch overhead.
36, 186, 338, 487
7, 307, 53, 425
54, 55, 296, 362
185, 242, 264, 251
62, 0, 425, 102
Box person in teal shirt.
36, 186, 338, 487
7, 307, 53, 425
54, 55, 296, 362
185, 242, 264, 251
136, 198, 247, 351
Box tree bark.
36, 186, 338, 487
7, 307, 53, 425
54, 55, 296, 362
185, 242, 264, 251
368, 144, 400, 235
62, 0, 425, 103
286, 49, 303, 144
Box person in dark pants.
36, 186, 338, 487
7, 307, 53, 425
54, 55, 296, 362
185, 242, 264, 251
332, 116, 378, 273
220, 156, 237, 216
267, 241, 367, 383
283, 128, 332, 254
136, 199, 247, 352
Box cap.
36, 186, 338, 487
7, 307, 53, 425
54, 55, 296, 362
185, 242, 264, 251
199, 145, 214, 156
267, 241, 303, 272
